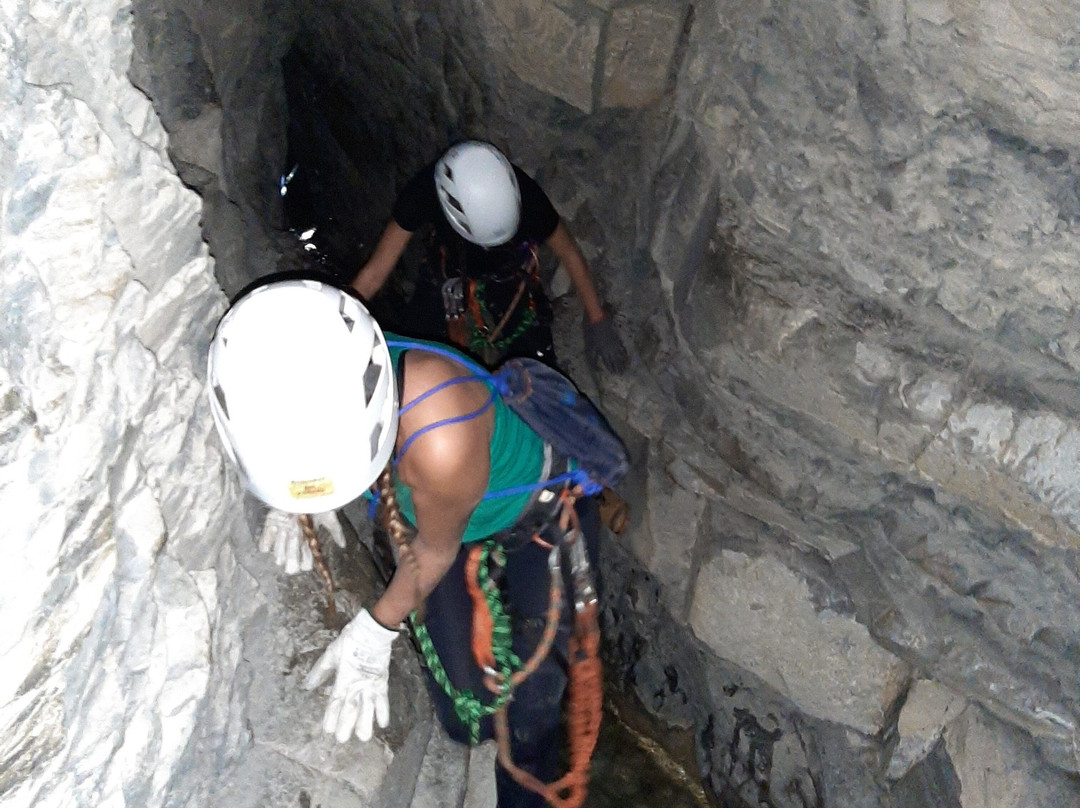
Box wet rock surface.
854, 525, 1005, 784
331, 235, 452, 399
587, 704, 711, 808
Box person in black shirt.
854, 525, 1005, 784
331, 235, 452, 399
351, 141, 627, 371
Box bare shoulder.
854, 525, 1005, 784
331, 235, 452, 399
402, 350, 462, 389
400, 351, 487, 414
397, 350, 491, 501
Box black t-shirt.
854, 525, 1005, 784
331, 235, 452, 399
392, 161, 561, 280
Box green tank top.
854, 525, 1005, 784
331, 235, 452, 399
386, 335, 545, 543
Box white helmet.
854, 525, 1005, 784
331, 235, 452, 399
435, 141, 521, 247
207, 279, 398, 513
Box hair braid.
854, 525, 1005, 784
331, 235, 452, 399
376, 461, 425, 622
299, 513, 337, 622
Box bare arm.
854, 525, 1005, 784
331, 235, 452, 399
369, 482, 476, 628
545, 221, 606, 324
351, 221, 414, 300
369, 354, 491, 628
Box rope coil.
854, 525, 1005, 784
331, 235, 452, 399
495, 599, 603, 808
418, 490, 603, 808
492, 493, 602, 808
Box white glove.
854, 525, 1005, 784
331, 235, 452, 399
258, 509, 346, 575
303, 608, 398, 743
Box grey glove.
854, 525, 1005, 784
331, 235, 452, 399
583, 317, 628, 373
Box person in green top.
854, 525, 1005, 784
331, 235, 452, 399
381, 333, 546, 542
207, 277, 600, 808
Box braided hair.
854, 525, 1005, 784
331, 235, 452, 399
376, 461, 425, 621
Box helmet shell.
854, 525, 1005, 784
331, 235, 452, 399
435, 141, 521, 247
207, 279, 398, 513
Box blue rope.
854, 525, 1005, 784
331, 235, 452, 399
400, 375, 488, 416
481, 471, 575, 501
387, 339, 492, 379
396, 396, 494, 461
386, 338, 597, 499
479, 468, 594, 501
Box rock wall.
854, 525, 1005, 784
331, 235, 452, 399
0, 4, 436, 808
1, 6, 505, 808
5, 0, 1080, 806
614, 2, 1080, 804
0, 1, 236, 804
268, 1, 1080, 805
130, 0, 299, 295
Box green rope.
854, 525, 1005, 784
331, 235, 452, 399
469, 280, 537, 353
409, 540, 522, 743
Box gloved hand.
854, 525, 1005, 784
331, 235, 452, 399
303, 609, 399, 742
258, 509, 346, 574
583, 316, 628, 373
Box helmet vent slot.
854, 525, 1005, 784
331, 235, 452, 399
444, 192, 465, 215
370, 422, 383, 460
213, 384, 229, 419
362, 359, 381, 406
338, 296, 356, 331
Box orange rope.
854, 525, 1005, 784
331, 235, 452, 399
467, 277, 486, 339
494, 601, 603, 808
485, 277, 529, 344
469, 542, 564, 694
467, 245, 540, 346
465, 545, 496, 672
500, 552, 562, 689
485, 489, 604, 808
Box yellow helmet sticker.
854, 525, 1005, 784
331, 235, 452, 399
289, 478, 334, 499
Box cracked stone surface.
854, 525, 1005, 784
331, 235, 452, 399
5, 0, 1080, 805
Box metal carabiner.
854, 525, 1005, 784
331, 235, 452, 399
565, 529, 597, 613
441, 277, 466, 320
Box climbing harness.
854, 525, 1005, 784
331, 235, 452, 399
468, 276, 538, 358
435, 242, 544, 366
466, 246, 539, 351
